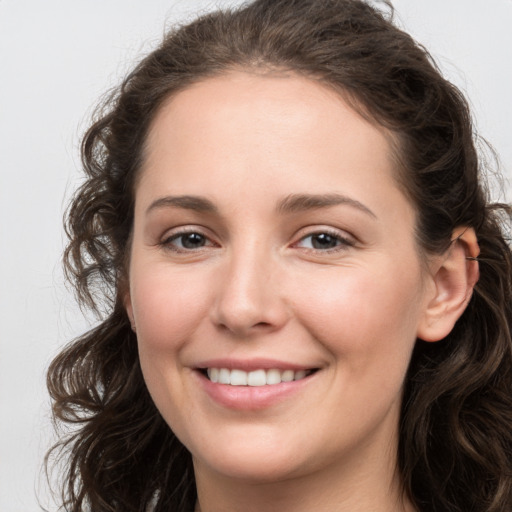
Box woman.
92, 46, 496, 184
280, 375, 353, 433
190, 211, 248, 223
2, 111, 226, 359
47, 0, 512, 510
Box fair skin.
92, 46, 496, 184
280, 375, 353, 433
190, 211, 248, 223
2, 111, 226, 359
125, 71, 479, 512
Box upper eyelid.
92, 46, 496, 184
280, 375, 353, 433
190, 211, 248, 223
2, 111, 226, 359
166, 231, 213, 243
159, 226, 219, 250
158, 224, 357, 246
161, 225, 214, 240
293, 234, 355, 252
292, 225, 356, 243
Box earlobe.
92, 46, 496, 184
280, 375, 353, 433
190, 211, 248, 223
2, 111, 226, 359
417, 227, 480, 342
123, 290, 137, 333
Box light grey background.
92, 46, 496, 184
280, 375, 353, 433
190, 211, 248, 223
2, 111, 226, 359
1, 1, 511, 510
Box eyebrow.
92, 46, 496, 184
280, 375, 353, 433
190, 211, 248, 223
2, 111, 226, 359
277, 193, 376, 218
146, 195, 218, 215
145, 192, 376, 218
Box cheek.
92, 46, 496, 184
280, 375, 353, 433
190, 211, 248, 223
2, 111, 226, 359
130, 265, 215, 421
130, 265, 212, 353
292, 264, 423, 371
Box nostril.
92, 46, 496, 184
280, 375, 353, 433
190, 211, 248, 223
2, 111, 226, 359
215, 318, 275, 336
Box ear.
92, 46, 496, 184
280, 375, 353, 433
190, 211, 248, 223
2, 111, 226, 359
417, 227, 480, 342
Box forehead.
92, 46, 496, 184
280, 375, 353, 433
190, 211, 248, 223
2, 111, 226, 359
143, 71, 395, 183
137, 71, 415, 232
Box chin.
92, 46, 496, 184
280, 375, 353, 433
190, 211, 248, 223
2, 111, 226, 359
195, 455, 300, 484
189, 433, 310, 483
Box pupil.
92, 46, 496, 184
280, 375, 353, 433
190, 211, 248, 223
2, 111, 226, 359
182, 233, 205, 249
312, 233, 337, 249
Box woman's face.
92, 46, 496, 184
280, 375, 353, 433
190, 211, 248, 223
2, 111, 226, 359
125, 71, 436, 483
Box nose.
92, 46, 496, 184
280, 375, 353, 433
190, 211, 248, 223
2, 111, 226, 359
210, 243, 290, 338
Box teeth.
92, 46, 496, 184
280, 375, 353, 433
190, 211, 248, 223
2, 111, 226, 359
205, 368, 312, 386
281, 370, 294, 382
230, 369, 248, 386
247, 369, 266, 386
294, 370, 307, 381
219, 368, 231, 384
207, 368, 219, 383
266, 368, 281, 385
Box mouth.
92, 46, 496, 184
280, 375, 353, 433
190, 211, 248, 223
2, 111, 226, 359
199, 367, 318, 386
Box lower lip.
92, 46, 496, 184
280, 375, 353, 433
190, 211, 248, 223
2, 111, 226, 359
196, 371, 315, 410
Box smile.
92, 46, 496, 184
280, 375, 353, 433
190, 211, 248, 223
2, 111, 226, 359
205, 368, 314, 386
197, 365, 319, 410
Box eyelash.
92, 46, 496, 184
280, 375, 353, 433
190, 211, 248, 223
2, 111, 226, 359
159, 228, 355, 254
293, 229, 355, 253
160, 229, 216, 253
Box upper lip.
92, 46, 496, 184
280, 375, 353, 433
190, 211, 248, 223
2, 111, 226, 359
195, 358, 317, 372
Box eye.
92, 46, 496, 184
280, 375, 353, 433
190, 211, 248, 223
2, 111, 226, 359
294, 230, 354, 251
161, 230, 216, 252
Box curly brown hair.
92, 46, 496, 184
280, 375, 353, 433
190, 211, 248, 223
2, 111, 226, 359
47, 0, 512, 511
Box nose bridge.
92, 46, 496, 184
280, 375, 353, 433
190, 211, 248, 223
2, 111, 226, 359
211, 236, 287, 336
